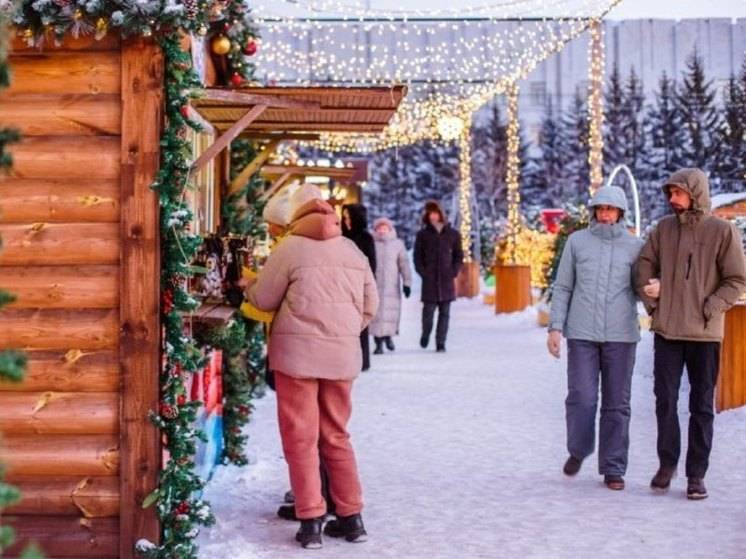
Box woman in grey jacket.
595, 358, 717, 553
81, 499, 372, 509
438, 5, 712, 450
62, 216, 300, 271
548, 186, 643, 490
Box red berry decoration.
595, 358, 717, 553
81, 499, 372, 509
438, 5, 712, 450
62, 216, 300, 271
160, 402, 178, 420
230, 73, 243, 87
162, 289, 174, 314
243, 39, 257, 56
177, 394, 187, 406
179, 106, 190, 119
175, 501, 190, 515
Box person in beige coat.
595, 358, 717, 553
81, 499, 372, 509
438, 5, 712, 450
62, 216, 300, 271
635, 168, 746, 500
245, 185, 378, 549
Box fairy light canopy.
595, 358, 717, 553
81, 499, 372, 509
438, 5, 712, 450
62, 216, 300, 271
251, 0, 621, 150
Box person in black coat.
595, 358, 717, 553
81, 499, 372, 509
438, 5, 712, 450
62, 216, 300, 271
342, 203, 376, 371
413, 200, 464, 352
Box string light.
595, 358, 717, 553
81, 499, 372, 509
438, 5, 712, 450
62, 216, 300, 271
587, 17, 604, 194
457, 121, 474, 262
504, 81, 522, 264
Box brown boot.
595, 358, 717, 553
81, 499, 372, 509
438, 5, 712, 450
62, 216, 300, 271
650, 466, 677, 492
686, 478, 708, 500
604, 475, 625, 491
563, 455, 583, 476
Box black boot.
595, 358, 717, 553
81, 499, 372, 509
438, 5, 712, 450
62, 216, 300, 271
419, 335, 429, 349
384, 336, 395, 351
436, 344, 446, 353
323, 513, 368, 543
296, 517, 324, 549
603, 475, 625, 491
563, 455, 583, 476
373, 337, 384, 355
277, 504, 298, 521
687, 478, 708, 500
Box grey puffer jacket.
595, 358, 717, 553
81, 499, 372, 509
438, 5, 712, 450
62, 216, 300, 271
370, 218, 413, 338
549, 186, 644, 343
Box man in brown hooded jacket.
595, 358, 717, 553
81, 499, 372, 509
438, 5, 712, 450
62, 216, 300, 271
636, 168, 746, 500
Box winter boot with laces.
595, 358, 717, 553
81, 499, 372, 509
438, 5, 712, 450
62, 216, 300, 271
323, 513, 368, 543
296, 517, 324, 549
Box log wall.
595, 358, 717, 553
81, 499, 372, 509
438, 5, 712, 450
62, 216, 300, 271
0, 34, 161, 559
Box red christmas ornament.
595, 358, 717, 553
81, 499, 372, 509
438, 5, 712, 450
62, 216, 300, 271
177, 394, 187, 406
162, 289, 174, 314
230, 73, 243, 87
179, 106, 190, 119
243, 39, 257, 56
175, 501, 191, 515
238, 404, 250, 415
160, 402, 178, 419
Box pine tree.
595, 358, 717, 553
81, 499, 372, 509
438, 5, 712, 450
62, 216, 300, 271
641, 71, 684, 224
621, 67, 647, 180
528, 98, 566, 208
676, 50, 723, 182
559, 88, 590, 202
603, 63, 627, 175
471, 101, 507, 226
717, 72, 745, 192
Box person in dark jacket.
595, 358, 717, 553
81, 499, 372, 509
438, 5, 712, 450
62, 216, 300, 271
342, 203, 377, 371
413, 201, 464, 352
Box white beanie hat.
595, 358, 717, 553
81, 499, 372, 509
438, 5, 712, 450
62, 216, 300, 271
262, 183, 298, 226
288, 183, 324, 220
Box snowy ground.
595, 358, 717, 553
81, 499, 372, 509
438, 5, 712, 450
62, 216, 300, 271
198, 292, 746, 559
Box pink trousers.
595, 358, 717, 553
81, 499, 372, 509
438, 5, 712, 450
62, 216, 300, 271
275, 371, 363, 519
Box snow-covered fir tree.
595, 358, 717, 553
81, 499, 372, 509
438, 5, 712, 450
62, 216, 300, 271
603, 64, 627, 175
716, 68, 746, 192
558, 88, 590, 203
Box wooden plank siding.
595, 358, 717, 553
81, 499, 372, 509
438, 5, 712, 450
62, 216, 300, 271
0, 34, 161, 559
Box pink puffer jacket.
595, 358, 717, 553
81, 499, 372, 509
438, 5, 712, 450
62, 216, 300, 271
246, 199, 379, 380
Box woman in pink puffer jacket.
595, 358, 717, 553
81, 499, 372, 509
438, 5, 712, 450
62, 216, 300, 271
245, 184, 379, 549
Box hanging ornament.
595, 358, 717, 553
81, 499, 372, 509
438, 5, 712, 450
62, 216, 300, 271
197, 24, 208, 36
243, 39, 257, 56
183, 0, 199, 20
230, 73, 243, 87
211, 35, 231, 56
95, 18, 108, 41
160, 402, 179, 419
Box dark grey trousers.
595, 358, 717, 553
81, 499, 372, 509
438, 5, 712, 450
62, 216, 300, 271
566, 339, 637, 476
422, 302, 451, 346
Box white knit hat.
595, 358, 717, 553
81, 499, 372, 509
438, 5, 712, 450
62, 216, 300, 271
262, 183, 298, 226
288, 183, 324, 220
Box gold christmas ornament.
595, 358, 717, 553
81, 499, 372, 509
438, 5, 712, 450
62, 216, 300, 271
211, 35, 232, 55
95, 17, 108, 41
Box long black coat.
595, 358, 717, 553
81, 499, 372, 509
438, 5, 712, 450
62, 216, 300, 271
342, 204, 376, 273
414, 223, 464, 303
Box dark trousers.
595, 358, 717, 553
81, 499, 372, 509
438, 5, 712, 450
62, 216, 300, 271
653, 334, 720, 479
422, 302, 451, 346
565, 339, 636, 475
360, 327, 370, 370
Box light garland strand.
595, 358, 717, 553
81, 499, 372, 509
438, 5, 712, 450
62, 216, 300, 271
587, 17, 604, 194
504, 81, 522, 264
458, 121, 474, 262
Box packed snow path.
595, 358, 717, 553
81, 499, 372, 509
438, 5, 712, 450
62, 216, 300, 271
199, 294, 746, 558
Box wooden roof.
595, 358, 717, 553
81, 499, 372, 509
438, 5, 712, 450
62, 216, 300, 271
260, 164, 358, 182
192, 86, 407, 134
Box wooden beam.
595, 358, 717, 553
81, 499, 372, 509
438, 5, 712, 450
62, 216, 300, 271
184, 104, 215, 135
194, 88, 321, 110
228, 139, 280, 195
4, 515, 118, 558
119, 38, 161, 558
238, 132, 321, 141
191, 104, 267, 173
214, 122, 390, 133
6, 476, 120, 518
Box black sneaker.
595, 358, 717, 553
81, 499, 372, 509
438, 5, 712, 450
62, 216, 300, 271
419, 335, 429, 349
323, 513, 368, 543
436, 344, 446, 353
603, 475, 625, 491
277, 504, 297, 521
296, 517, 324, 549
687, 478, 708, 500
563, 455, 583, 476
650, 466, 677, 492
384, 337, 395, 351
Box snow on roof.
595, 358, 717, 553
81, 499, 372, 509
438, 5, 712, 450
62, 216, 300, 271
711, 192, 746, 209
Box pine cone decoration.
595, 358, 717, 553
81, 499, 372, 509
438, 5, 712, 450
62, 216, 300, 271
183, 0, 199, 20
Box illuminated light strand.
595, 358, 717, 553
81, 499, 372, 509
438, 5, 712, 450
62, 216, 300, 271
587, 17, 605, 194
504, 81, 522, 265
457, 121, 474, 262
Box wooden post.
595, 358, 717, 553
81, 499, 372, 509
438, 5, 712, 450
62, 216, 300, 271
228, 138, 280, 195
119, 38, 162, 557
494, 264, 531, 314
455, 260, 480, 298
717, 304, 746, 412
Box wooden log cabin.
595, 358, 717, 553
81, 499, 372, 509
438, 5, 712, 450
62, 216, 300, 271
0, 30, 406, 557
0, 34, 161, 558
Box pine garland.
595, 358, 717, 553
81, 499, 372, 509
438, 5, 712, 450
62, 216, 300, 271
544, 204, 589, 300
135, 32, 215, 559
